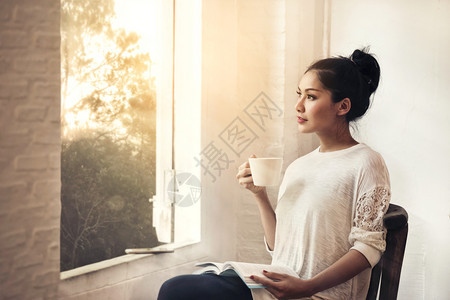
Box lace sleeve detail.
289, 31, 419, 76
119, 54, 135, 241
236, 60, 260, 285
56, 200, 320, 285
353, 186, 390, 232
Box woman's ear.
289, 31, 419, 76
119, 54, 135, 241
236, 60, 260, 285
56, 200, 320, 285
336, 98, 351, 116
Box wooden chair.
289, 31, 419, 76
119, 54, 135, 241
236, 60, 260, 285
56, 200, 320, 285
366, 203, 408, 300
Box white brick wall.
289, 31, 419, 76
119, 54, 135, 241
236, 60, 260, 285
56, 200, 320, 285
0, 0, 61, 299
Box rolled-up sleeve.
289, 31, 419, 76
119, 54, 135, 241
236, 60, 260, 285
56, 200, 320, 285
348, 186, 390, 267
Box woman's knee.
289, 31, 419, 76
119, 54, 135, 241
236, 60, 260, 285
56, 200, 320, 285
158, 276, 183, 300
158, 275, 200, 300
157, 274, 252, 300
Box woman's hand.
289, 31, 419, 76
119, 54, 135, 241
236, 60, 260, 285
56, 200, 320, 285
252, 250, 371, 299
251, 271, 315, 300
236, 154, 266, 195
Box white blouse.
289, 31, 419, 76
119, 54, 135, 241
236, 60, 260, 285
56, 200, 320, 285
252, 143, 391, 300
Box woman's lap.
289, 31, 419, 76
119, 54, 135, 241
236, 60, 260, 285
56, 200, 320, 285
157, 274, 253, 300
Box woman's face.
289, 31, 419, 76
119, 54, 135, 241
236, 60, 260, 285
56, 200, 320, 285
295, 71, 343, 135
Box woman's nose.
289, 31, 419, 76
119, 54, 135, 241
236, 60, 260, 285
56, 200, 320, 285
295, 97, 305, 112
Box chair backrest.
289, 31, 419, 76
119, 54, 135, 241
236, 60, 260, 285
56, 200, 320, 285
366, 203, 408, 300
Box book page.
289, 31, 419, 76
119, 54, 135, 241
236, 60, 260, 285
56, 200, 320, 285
224, 262, 298, 288
193, 262, 224, 275
226, 262, 298, 277
194, 261, 299, 289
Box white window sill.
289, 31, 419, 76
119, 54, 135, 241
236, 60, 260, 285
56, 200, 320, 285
59, 241, 208, 297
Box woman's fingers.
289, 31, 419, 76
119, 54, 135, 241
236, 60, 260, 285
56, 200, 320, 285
239, 176, 255, 186
250, 275, 274, 288
236, 170, 258, 191
237, 171, 254, 183
237, 155, 260, 192
236, 167, 251, 179
238, 154, 256, 170
251, 271, 288, 287
238, 161, 250, 171
261, 271, 286, 281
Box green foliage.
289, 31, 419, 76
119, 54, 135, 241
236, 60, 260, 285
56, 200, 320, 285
60, 0, 159, 271
61, 134, 158, 271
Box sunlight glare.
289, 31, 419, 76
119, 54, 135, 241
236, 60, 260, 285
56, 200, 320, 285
63, 0, 160, 135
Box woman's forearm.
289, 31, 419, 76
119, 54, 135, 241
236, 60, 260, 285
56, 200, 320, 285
307, 249, 371, 295
250, 250, 372, 299
254, 189, 276, 250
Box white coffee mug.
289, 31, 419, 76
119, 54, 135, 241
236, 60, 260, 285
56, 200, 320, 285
248, 157, 283, 186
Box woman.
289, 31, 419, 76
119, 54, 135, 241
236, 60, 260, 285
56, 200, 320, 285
158, 48, 390, 300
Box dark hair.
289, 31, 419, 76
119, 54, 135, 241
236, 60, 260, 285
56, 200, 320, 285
305, 48, 380, 122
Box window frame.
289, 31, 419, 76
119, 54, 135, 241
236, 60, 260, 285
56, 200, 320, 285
60, 0, 204, 282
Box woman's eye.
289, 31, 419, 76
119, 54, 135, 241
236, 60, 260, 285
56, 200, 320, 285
296, 91, 302, 96
307, 95, 315, 100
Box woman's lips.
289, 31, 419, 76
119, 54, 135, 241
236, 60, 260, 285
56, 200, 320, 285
297, 116, 307, 124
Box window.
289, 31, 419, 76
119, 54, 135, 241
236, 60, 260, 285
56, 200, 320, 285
60, 0, 201, 272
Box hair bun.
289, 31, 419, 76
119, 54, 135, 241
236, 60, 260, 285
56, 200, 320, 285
350, 48, 380, 94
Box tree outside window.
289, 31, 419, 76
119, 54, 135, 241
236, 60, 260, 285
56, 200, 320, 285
60, 0, 160, 271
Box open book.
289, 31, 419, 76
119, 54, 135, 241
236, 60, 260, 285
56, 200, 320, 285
194, 261, 298, 289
